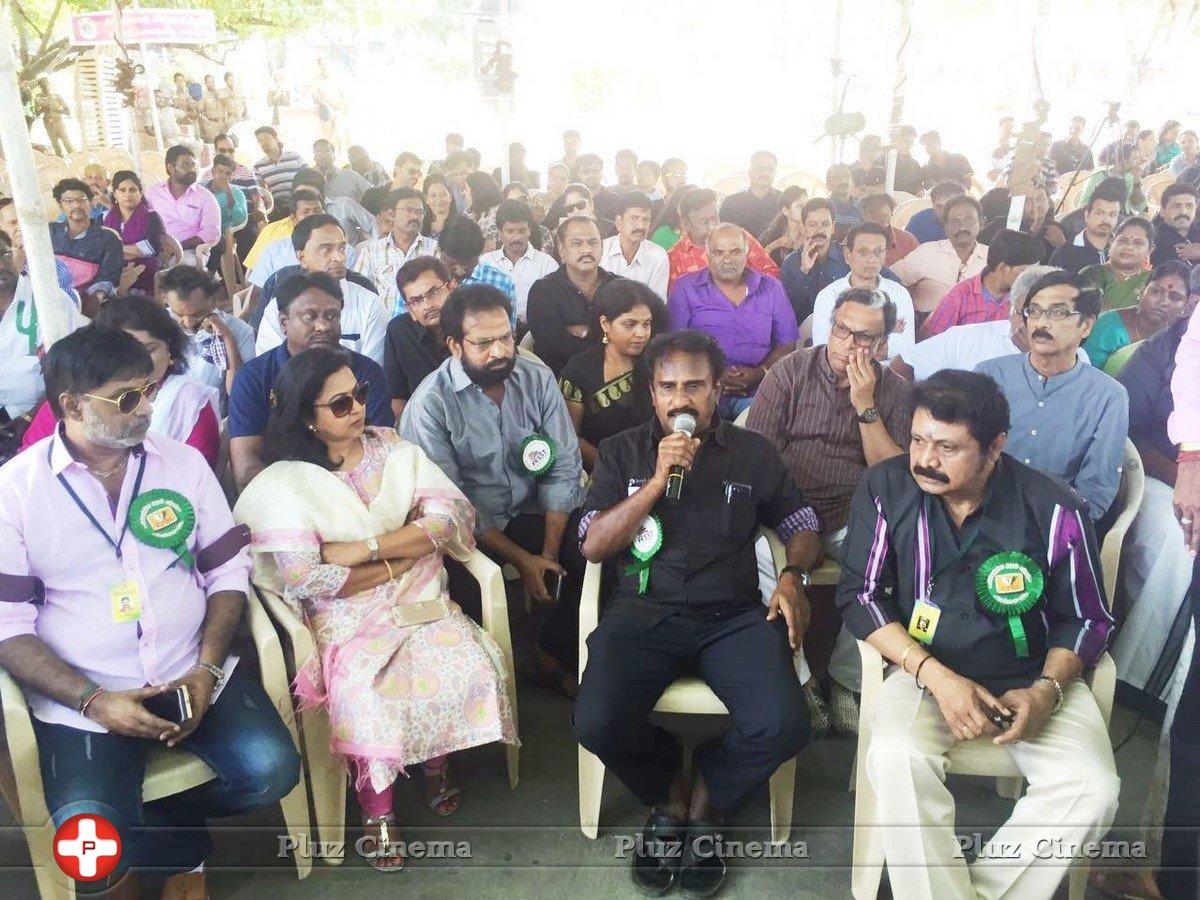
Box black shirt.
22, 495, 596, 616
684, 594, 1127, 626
527, 266, 619, 374
383, 314, 448, 401
919, 153, 973, 191
559, 344, 653, 449
1048, 240, 1104, 274
719, 188, 782, 242
1049, 138, 1095, 176
836, 455, 1113, 694
1151, 215, 1200, 266
582, 418, 817, 627
891, 152, 922, 195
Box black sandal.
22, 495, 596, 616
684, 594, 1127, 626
678, 820, 727, 898
630, 810, 687, 896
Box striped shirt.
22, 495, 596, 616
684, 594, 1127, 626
836, 454, 1114, 693
253, 150, 305, 211
745, 346, 913, 532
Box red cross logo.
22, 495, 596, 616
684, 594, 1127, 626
53, 814, 121, 881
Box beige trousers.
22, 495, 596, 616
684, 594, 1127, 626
866, 670, 1120, 899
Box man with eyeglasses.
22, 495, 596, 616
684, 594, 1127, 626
747, 287, 913, 734
401, 284, 585, 694
812, 223, 916, 362
976, 271, 1129, 521
480, 199, 558, 325
719, 150, 782, 239
229, 271, 392, 489
49, 177, 124, 315
254, 214, 385, 365
528, 215, 618, 374
383, 257, 454, 419
0, 324, 302, 898
352, 187, 438, 310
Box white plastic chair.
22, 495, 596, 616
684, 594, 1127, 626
0, 590, 313, 899
255, 549, 519, 863
577, 527, 798, 844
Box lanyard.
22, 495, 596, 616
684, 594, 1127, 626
55, 450, 148, 562
924, 490, 992, 590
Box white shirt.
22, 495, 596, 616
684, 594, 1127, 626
480, 244, 558, 321
255, 278, 386, 365
0, 278, 84, 417
600, 235, 669, 299
811, 275, 917, 362
899, 318, 1090, 381
353, 232, 438, 309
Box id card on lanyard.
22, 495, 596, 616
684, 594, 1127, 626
54, 446, 148, 622
908, 492, 991, 644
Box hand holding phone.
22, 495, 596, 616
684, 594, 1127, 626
143, 685, 193, 725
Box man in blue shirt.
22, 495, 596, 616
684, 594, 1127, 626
905, 180, 964, 244
228, 271, 392, 489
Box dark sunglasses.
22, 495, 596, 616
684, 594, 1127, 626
83, 382, 156, 415
315, 382, 369, 418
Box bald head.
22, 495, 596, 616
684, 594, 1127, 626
707, 223, 749, 283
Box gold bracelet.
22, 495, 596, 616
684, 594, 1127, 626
899, 642, 920, 673
381, 558, 395, 582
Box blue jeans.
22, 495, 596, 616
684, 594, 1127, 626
717, 395, 754, 420
33, 665, 300, 889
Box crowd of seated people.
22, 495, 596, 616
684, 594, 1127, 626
4, 113, 1200, 899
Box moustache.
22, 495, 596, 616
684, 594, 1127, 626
668, 407, 700, 422
577, 255, 595, 263
912, 465, 950, 484
1031, 328, 1053, 341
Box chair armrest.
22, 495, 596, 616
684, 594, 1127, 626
758, 526, 787, 575
1088, 652, 1117, 725
578, 562, 602, 680
0, 668, 47, 824
463, 550, 506, 642
857, 640, 887, 709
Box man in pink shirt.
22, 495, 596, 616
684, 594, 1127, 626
920, 229, 1044, 338
0, 325, 298, 897
145, 144, 221, 268
890, 194, 988, 315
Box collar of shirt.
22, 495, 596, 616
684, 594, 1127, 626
448, 356, 478, 393
695, 266, 765, 294
602, 236, 648, 268
495, 242, 543, 267
1021, 353, 1085, 394
49, 423, 158, 476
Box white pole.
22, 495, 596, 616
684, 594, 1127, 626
131, 0, 165, 153
0, 11, 70, 343
498, 0, 512, 186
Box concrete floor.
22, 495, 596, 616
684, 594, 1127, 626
0, 682, 1163, 899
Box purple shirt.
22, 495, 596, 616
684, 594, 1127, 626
145, 180, 222, 245
667, 268, 799, 369
0, 429, 251, 731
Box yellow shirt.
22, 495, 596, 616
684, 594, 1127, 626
244, 217, 294, 270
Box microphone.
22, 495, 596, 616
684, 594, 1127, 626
665, 412, 697, 502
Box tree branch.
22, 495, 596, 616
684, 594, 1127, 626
36, 0, 66, 60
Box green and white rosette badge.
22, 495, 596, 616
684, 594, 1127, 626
975, 551, 1044, 658
520, 433, 556, 477
625, 515, 664, 595
128, 489, 196, 569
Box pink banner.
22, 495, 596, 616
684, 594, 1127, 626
70, 10, 217, 46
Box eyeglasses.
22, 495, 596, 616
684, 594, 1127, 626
1021, 304, 1082, 322
1144, 284, 1189, 304
462, 332, 515, 353
314, 382, 369, 418
830, 321, 884, 348
565, 200, 589, 212
83, 382, 155, 414
405, 280, 449, 308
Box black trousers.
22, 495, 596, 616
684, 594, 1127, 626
1160, 554, 1200, 899
572, 606, 810, 816
446, 511, 585, 669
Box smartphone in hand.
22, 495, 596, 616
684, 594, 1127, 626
543, 569, 563, 603
144, 685, 193, 724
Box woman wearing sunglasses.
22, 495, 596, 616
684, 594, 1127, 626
234, 347, 516, 873
20, 293, 220, 466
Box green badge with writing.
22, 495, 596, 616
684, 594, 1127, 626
975, 551, 1044, 658
624, 515, 664, 595
520, 434, 556, 477
128, 489, 196, 569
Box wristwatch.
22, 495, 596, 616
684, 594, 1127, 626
780, 565, 811, 588
855, 406, 880, 424
365, 536, 381, 562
